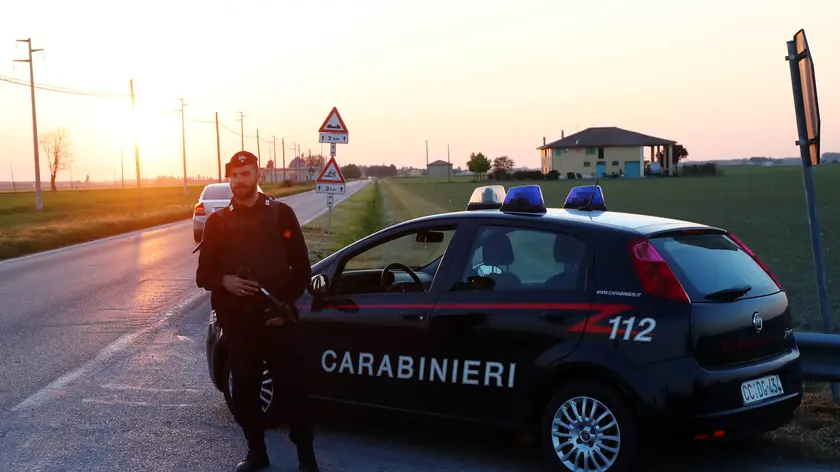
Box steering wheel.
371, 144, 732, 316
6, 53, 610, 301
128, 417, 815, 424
381, 262, 424, 292
472, 262, 502, 277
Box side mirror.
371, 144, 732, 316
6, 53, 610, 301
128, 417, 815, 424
307, 273, 328, 297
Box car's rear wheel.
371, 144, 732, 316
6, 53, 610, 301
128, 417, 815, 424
193, 230, 202, 242
222, 357, 280, 424
540, 381, 637, 472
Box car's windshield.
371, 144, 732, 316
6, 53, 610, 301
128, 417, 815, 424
345, 229, 455, 271
202, 186, 233, 200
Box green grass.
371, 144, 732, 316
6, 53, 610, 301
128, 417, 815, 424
386, 164, 840, 333
0, 182, 314, 261
302, 181, 385, 264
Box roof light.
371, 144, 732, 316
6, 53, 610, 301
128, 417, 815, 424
563, 185, 607, 211
500, 185, 546, 214
466, 185, 506, 211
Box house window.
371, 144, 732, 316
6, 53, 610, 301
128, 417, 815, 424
583, 162, 591, 167
598, 148, 605, 160
553, 149, 562, 157
585, 148, 597, 155
612, 161, 619, 166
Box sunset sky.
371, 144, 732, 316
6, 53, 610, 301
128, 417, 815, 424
0, 0, 838, 182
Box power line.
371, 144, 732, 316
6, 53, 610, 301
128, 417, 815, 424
0, 75, 129, 97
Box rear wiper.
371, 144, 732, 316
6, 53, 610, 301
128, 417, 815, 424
704, 285, 752, 301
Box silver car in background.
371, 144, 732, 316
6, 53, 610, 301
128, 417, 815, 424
192, 183, 264, 242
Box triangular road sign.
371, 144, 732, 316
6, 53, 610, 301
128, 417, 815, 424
316, 157, 346, 184
318, 107, 349, 134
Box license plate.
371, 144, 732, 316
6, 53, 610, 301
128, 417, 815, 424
741, 375, 784, 405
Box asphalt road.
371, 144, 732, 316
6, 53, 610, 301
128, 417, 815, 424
0, 178, 838, 472
0, 180, 368, 414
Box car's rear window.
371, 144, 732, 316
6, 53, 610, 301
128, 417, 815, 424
202, 187, 232, 200
648, 233, 780, 302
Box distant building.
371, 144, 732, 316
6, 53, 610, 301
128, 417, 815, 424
538, 127, 678, 178
426, 159, 453, 179
261, 157, 316, 182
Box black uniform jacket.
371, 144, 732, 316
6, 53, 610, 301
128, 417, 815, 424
195, 192, 312, 331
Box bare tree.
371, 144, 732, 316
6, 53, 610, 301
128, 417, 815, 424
39, 128, 73, 192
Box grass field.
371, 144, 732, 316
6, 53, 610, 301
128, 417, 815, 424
0, 182, 314, 261
300, 165, 840, 461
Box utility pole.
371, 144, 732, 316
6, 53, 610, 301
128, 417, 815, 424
237, 112, 245, 150
178, 98, 188, 196
120, 147, 125, 189
272, 136, 277, 183
256, 129, 261, 168
14, 38, 44, 211
215, 112, 222, 183
425, 140, 429, 180
447, 143, 451, 183
10, 164, 16, 193
130, 79, 142, 207
282, 138, 286, 181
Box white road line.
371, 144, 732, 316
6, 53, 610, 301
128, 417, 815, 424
81, 398, 194, 408
0, 183, 365, 265
0, 220, 190, 266
101, 384, 202, 394
11, 289, 207, 412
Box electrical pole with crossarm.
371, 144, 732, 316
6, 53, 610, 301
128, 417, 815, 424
13, 38, 44, 211
178, 98, 188, 195
237, 112, 245, 150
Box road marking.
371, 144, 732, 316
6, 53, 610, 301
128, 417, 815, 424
11, 289, 207, 412
82, 398, 194, 408
0, 184, 364, 265
101, 384, 202, 394
0, 220, 190, 266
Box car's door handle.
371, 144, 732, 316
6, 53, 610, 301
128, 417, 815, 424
399, 309, 427, 322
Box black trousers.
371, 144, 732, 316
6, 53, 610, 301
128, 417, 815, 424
227, 321, 314, 452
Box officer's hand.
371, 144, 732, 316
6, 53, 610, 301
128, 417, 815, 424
222, 275, 260, 297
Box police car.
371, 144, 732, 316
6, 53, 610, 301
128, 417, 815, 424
205, 184, 803, 472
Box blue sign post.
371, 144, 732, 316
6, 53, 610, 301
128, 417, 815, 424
785, 29, 838, 402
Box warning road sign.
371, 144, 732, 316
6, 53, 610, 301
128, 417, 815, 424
318, 107, 349, 144
316, 157, 346, 194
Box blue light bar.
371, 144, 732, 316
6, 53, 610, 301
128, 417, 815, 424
563, 185, 607, 211
500, 185, 546, 214
466, 185, 506, 211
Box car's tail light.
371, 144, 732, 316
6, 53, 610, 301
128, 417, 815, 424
194, 203, 205, 216
727, 233, 783, 290
628, 238, 689, 303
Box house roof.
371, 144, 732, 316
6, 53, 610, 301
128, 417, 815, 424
538, 127, 676, 150
427, 160, 452, 166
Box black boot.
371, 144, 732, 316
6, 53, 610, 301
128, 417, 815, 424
297, 446, 319, 472
236, 448, 270, 472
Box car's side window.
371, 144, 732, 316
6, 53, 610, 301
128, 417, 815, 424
332, 226, 457, 295
459, 225, 587, 292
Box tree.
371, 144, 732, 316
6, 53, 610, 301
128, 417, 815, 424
467, 152, 491, 180
491, 156, 515, 180
492, 156, 515, 173
341, 163, 362, 179
304, 154, 326, 169
673, 144, 689, 164
39, 128, 73, 192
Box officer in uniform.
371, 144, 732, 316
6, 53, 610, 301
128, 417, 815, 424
195, 151, 319, 472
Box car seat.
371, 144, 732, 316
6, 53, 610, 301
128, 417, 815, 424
545, 234, 585, 290
481, 232, 522, 290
